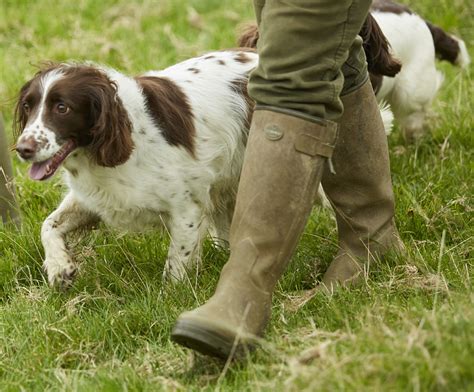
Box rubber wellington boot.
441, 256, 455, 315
172, 109, 337, 359
0, 115, 20, 227
320, 80, 403, 289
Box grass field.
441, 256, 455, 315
0, 0, 473, 390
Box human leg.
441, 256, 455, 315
172, 0, 373, 358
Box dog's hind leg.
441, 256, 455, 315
41, 192, 99, 289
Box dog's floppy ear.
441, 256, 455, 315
237, 23, 259, 48
88, 71, 134, 167
360, 13, 402, 77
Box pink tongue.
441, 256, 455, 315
29, 159, 53, 180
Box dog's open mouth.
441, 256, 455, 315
29, 140, 77, 181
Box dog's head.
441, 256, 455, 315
14, 63, 134, 180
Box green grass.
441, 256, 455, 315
0, 0, 473, 390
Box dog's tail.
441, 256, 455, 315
425, 22, 470, 68
237, 23, 259, 49
360, 13, 401, 77
238, 14, 401, 78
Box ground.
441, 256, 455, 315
0, 0, 473, 390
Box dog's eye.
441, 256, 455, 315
22, 102, 30, 113
56, 102, 70, 115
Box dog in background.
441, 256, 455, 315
239, 0, 470, 141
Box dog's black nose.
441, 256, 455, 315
16, 138, 38, 160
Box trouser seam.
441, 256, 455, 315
327, 1, 355, 108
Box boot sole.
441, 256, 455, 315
171, 319, 251, 360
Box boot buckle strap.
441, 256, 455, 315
294, 133, 337, 158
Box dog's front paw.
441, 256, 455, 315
43, 256, 77, 290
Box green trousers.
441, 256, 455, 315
249, 0, 371, 121
0, 115, 20, 227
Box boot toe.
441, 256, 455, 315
171, 317, 237, 359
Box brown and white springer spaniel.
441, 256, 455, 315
15, 51, 257, 287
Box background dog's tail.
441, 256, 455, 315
360, 13, 401, 77
237, 23, 259, 49
425, 22, 471, 68
238, 14, 402, 78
